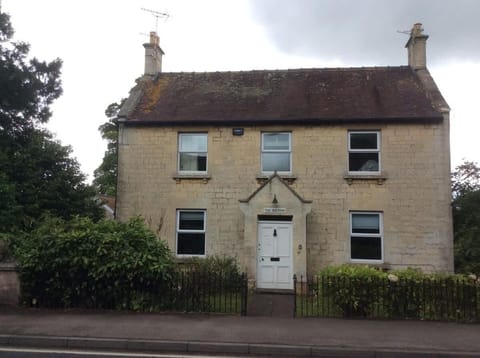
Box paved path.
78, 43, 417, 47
247, 293, 294, 317
0, 307, 479, 356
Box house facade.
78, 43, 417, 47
116, 24, 453, 290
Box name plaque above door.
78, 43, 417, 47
263, 207, 287, 213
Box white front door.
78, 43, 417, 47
257, 221, 293, 290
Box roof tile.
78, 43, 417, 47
123, 67, 445, 124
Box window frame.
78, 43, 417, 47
261, 132, 292, 175
178, 133, 208, 174
349, 211, 383, 263
348, 131, 381, 175
176, 209, 207, 257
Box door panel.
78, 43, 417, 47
259, 226, 275, 257
257, 222, 293, 290
277, 266, 291, 284
277, 227, 291, 257
260, 266, 274, 284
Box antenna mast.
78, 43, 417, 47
141, 8, 170, 33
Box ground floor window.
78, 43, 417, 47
176, 210, 206, 256
350, 211, 383, 262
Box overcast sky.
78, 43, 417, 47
3, 0, 480, 180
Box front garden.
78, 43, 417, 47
11, 216, 247, 315
295, 265, 480, 322
7, 217, 480, 322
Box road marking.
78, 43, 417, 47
0, 347, 237, 358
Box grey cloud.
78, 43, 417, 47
249, 0, 480, 66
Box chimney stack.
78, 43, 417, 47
143, 31, 164, 75
405, 23, 429, 69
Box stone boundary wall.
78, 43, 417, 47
0, 262, 19, 306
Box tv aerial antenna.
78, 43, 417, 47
141, 8, 170, 33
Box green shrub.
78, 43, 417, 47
178, 256, 243, 292
319, 265, 385, 317
14, 216, 174, 309
316, 265, 480, 321
181, 256, 241, 276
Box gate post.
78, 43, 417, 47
293, 274, 297, 318
241, 272, 248, 316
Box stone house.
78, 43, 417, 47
116, 24, 453, 290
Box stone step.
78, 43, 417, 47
247, 293, 294, 317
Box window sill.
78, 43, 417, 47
343, 172, 387, 185
256, 174, 297, 185
173, 174, 211, 183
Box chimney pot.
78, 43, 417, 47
412, 23, 423, 36
149, 31, 159, 46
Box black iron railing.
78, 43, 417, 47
27, 270, 248, 315
294, 274, 480, 322
160, 271, 249, 315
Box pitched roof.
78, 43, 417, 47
99, 195, 116, 211
119, 67, 448, 125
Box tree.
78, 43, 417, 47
93, 100, 123, 196
5, 130, 103, 229
451, 160, 480, 199
0, 12, 102, 233
0, 12, 62, 140
452, 160, 480, 274
453, 190, 480, 274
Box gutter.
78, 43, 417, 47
120, 116, 445, 127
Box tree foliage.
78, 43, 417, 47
93, 100, 123, 196
0, 13, 62, 140
3, 130, 103, 230
451, 160, 480, 199
452, 160, 480, 274
0, 12, 101, 235
454, 190, 480, 274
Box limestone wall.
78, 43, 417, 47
116, 119, 453, 276
0, 263, 19, 306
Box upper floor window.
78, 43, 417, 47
350, 212, 383, 262
178, 133, 207, 173
348, 131, 380, 174
176, 210, 206, 256
261, 132, 291, 174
